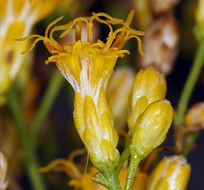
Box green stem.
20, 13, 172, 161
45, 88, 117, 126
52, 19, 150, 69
93, 173, 111, 188
116, 142, 130, 174
174, 42, 204, 156
103, 170, 122, 190
124, 154, 141, 190
8, 89, 46, 190
174, 42, 204, 126
93, 170, 121, 190
30, 71, 64, 144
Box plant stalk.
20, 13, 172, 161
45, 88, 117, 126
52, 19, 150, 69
102, 170, 122, 190
8, 89, 46, 190
30, 71, 64, 144
116, 142, 130, 174
174, 42, 204, 126
174, 42, 204, 156
124, 154, 141, 190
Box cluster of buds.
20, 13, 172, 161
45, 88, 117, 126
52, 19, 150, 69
0, 0, 61, 102
123, 67, 175, 190
127, 67, 173, 159
25, 10, 144, 171
0, 150, 8, 190
146, 155, 191, 190
127, 67, 167, 136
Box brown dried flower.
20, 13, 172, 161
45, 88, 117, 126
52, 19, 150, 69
139, 16, 179, 75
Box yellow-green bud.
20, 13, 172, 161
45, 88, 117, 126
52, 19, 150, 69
127, 67, 167, 136
130, 100, 173, 158
146, 155, 191, 190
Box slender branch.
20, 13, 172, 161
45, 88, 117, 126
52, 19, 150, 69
174, 42, 204, 126
124, 154, 141, 190
116, 142, 130, 174
8, 89, 46, 190
174, 42, 204, 156
30, 71, 64, 144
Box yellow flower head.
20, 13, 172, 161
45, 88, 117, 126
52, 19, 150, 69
24, 10, 144, 95
107, 66, 135, 129
0, 0, 61, 96
24, 10, 143, 170
127, 67, 167, 136
146, 155, 191, 190
130, 100, 174, 158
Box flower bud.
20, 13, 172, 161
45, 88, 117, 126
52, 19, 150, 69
146, 155, 191, 190
127, 67, 166, 136
0, 150, 8, 190
150, 0, 179, 15
184, 102, 204, 132
107, 67, 135, 129
139, 16, 179, 75
130, 100, 173, 158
